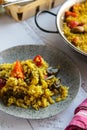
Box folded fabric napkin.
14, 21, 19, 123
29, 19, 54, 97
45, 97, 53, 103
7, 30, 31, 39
65, 98, 87, 130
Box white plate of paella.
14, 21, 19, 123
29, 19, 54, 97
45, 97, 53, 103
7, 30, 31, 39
0, 44, 81, 119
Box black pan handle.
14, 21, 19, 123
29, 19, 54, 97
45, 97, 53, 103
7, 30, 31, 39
35, 10, 59, 33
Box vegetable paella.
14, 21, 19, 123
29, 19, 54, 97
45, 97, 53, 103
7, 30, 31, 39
0, 55, 69, 110
63, 1, 87, 53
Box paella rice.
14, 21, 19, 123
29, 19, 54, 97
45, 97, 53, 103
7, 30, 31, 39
63, 1, 87, 53
0, 55, 69, 110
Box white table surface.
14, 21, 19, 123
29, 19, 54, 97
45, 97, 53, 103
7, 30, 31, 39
0, 6, 87, 130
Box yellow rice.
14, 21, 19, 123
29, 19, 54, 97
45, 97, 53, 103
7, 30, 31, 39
63, 1, 87, 53
0, 57, 69, 110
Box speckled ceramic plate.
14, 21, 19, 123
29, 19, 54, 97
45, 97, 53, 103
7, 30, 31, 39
0, 44, 81, 119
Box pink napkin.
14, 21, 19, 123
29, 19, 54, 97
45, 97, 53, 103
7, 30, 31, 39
65, 98, 87, 130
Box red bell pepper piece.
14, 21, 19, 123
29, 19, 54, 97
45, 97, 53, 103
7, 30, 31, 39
67, 21, 79, 28
65, 11, 78, 18
11, 60, 24, 79
33, 55, 43, 67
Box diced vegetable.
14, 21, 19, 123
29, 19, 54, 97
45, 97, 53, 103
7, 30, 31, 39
33, 55, 43, 67
65, 11, 77, 17
11, 60, 24, 79
67, 21, 79, 28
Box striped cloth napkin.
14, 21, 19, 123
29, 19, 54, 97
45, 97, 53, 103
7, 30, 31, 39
65, 98, 87, 130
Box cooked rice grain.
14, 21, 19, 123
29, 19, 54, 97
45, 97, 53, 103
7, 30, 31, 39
0, 58, 69, 110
